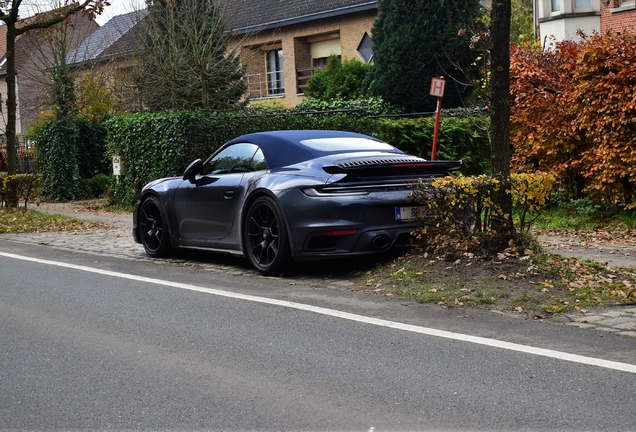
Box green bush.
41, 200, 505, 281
376, 117, 490, 175
293, 96, 402, 116
76, 174, 113, 199
35, 118, 109, 201
304, 55, 371, 100
567, 197, 600, 217
76, 121, 109, 178
0, 173, 41, 209
37, 119, 82, 201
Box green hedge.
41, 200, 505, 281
376, 117, 490, 175
106, 109, 490, 206
77, 121, 109, 178
37, 119, 82, 201
36, 119, 110, 201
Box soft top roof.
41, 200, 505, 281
225, 130, 403, 169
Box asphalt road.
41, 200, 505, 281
2, 240, 636, 430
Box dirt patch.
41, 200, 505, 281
355, 234, 636, 317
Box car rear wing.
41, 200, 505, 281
323, 157, 462, 178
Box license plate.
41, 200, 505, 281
395, 206, 426, 221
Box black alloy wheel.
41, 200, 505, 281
244, 196, 290, 276
139, 196, 172, 257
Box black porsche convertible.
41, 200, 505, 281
132, 130, 461, 275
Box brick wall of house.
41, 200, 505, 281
234, 9, 376, 107
601, 0, 636, 33
293, 38, 312, 71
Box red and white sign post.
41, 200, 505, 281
429, 76, 445, 160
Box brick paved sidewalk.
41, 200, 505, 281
565, 308, 636, 337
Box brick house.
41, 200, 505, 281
66, 9, 147, 112
230, 0, 378, 107
600, 0, 636, 32
0, 11, 98, 135
65, 1, 377, 109
12, 0, 376, 122
537, 0, 635, 44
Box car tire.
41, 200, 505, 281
244, 196, 290, 276
139, 196, 172, 257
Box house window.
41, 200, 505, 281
267, 49, 284, 95
551, 0, 561, 11
356, 32, 373, 63
574, 0, 591, 9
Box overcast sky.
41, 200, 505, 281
95, 0, 144, 25
17, 0, 144, 26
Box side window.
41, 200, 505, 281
202, 143, 258, 175
250, 148, 268, 171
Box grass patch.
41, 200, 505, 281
533, 204, 636, 231
0, 207, 105, 233
359, 245, 636, 316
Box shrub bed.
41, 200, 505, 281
0, 173, 41, 209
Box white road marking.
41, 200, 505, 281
3, 250, 636, 374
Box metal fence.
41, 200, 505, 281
246, 72, 285, 100
0, 135, 37, 174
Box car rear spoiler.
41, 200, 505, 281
323, 158, 462, 177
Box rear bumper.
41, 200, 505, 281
292, 225, 417, 261
277, 188, 419, 260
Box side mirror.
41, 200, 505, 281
183, 159, 203, 183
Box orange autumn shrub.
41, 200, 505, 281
510, 32, 636, 208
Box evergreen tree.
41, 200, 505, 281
364, 0, 481, 112
135, 0, 246, 111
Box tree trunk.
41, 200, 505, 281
489, 0, 514, 233
5, 22, 18, 177
2, 0, 103, 181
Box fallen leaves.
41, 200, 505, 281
358, 225, 636, 315
610, 288, 636, 299
0, 208, 105, 233
536, 227, 636, 249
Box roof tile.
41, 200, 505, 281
67, 9, 147, 65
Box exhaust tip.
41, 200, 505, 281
372, 234, 391, 249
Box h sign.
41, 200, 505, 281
429, 77, 445, 98
112, 155, 121, 176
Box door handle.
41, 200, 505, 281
223, 191, 234, 199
